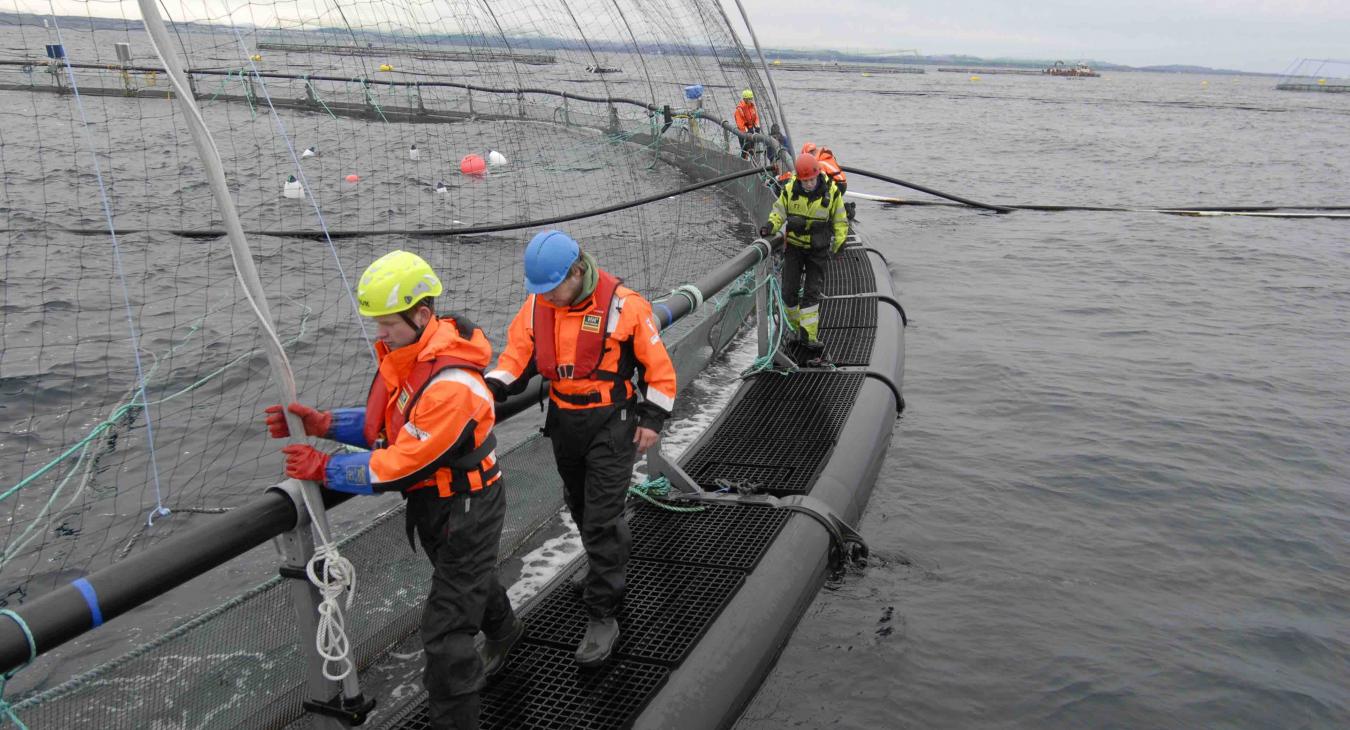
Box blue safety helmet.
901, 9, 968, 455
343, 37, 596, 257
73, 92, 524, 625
524, 230, 580, 294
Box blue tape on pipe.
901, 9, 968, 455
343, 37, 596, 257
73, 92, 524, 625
71, 578, 104, 628
655, 302, 674, 328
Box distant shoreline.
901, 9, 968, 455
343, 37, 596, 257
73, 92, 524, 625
753, 50, 1276, 77
0, 10, 1281, 76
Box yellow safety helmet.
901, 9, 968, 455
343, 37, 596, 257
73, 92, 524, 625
357, 250, 443, 317
741, 89, 754, 100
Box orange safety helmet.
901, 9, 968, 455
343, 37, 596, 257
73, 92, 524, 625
800, 141, 818, 156
795, 152, 820, 179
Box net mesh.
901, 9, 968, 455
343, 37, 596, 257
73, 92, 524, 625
10, 289, 756, 729
1, 0, 773, 607
0, 0, 777, 722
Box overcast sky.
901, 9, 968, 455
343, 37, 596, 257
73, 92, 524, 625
728, 0, 1349, 73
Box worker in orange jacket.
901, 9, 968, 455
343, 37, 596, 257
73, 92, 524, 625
267, 251, 520, 730
734, 88, 761, 158
485, 229, 677, 668
801, 142, 847, 195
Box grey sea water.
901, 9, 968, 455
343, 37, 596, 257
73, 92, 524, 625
739, 70, 1350, 728
3, 26, 1348, 726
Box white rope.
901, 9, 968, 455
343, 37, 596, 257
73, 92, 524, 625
308, 541, 357, 681
138, 0, 356, 683
673, 284, 705, 310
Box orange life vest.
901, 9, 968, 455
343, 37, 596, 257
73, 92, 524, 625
533, 269, 623, 382
363, 317, 499, 496
532, 269, 636, 407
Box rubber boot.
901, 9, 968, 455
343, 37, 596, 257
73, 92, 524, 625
575, 617, 620, 668
569, 561, 589, 596
481, 613, 524, 679
802, 339, 831, 367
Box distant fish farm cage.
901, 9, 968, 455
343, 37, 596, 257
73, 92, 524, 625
255, 41, 556, 65
1276, 58, 1350, 93
720, 59, 924, 74
937, 67, 1042, 76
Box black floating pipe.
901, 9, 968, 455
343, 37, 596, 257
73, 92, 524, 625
0, 168, 772, 241
0, 235, 772, 676
841, 166, 1015, 214
0, 487, 300, 672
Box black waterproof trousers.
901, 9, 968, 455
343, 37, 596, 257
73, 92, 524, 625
407, 479, 513, 730
547, 401, 638, 619
781, 242, 829, 309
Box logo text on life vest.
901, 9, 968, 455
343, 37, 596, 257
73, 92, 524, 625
581, 314, 602, 333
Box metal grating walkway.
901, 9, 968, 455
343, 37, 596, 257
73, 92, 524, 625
680, 372, 865, 495
386, 247, 884, 730
822, 247, 876, 295
393, 642, 668, 730
629, 502, 789, 571
524, 559, 743, 666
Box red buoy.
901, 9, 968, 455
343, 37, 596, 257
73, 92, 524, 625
459, 154, 486, 176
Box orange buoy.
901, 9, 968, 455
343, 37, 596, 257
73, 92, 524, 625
460, 154, 487, 176
344, 174, 361, 183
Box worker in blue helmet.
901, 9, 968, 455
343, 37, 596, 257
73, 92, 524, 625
487, 230, 678, 668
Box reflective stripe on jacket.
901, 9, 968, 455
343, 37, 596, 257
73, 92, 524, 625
768, 174, 849, 252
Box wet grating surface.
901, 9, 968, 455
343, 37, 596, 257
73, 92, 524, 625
629, 501, 790, 571
818, 296, 878, 329
684, 438, 833, 495
524, 559, 744, 665
823, 248, 876, 295
390, 641, 669, 730
715, 372, 864, 439
787, 327, 876, 366
680, 372, 863, 494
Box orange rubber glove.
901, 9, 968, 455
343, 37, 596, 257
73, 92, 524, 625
281, 444, 330, 483
264, 403, 333, 439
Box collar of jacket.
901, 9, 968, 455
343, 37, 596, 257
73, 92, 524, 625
569, 252, 599, 307
374, 316, 492, 388
792, 174, 828, 201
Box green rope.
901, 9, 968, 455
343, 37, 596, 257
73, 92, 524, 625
628, 476, 706, 513
303, 77, 339, 121
732, 265, 799, 377
2, 304, 312, 506
358, 78, 388, 123
0, 609, 34, 729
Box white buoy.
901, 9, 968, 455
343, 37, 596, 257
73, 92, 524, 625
409, 144, 421, 161
283, 174, 304, 199
434, 180, 448, 194
301, 146, 317, 158
487, 150, 508, 166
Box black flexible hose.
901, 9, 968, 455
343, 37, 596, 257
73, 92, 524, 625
10, 166, 773, 240
842, 166, 1015, 214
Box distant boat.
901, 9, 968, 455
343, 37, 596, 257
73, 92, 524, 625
1045, 61, 1099, 78
585, 64, 621, 74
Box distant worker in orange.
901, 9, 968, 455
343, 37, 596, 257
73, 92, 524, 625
760, 153, 849, 365
485, 230, 678, 668
267, 251, 521, 730
800, 142, 847, 196
801, 141, 855, 219
734, 88, 761, 159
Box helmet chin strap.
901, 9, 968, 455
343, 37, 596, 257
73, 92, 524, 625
400, 304, 431, 342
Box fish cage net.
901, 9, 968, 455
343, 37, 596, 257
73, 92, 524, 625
0, 0, 779, 717
1275, 58, 1350, 93
9, 288, 756, 729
